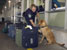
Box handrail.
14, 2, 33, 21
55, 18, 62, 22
46, 7, 65, 13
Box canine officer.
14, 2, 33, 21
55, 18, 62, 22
23, 4, 40, 27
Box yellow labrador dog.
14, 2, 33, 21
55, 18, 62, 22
38, 20, 65, 46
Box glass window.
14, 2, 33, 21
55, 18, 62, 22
52, 0, 66, 8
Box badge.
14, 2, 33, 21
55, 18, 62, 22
28, 14, 31, 18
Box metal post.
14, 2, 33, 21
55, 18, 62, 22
10, 7, 12, 21
21, 0, 25, 17
64, 0, 67, 29
27, 0, 30, 8
29, 0, 32, 6
14, 4, 16, 24
34, 0, 38, 24
45, 0, 52, 24
34, 0, 37, 5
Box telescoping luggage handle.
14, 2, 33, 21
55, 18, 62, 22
25, 25, 33, 30
24, 25, 34, 32
23, 25, 39, 33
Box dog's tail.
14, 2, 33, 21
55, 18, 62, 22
56, 43, 65, 46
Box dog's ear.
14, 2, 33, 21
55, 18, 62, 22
40, 20, 44, 23
40, 20, 48, 26
38, 20, 43, 24
38, 20, 48, 26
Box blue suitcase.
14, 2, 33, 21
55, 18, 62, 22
8, 25, 16, 39
2, 26, 8, 33
22, 27, 38, 48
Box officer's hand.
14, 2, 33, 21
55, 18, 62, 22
30, 20, 36, 27
33, 24, 36, 27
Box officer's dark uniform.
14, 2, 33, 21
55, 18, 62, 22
23, 8, 38, 27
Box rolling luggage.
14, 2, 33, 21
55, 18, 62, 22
2, 22, 13, 33
2, 26, 8, 33
22, 26, 38, 48
16, 29, 22, 47
8, 24, 16, 39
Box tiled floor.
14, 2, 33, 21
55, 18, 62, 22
0, 33, 25, 50
0, 33, 67, 50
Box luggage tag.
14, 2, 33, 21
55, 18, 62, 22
30, 38, 33, 44
28, 14, 32, 18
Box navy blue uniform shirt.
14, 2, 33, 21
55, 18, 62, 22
23, 8, 38, 26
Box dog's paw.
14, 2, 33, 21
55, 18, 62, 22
46, 43, 51, 45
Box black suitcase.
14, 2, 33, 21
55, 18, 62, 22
22, 27, 38, 48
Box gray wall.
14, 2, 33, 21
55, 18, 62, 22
48, 11, 65, 28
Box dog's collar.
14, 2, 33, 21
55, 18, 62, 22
40, 25, 48, 28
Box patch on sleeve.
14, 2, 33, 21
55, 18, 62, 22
28, 14, 31, 18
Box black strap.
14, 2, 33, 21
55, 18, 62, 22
40, 25, 48, 28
